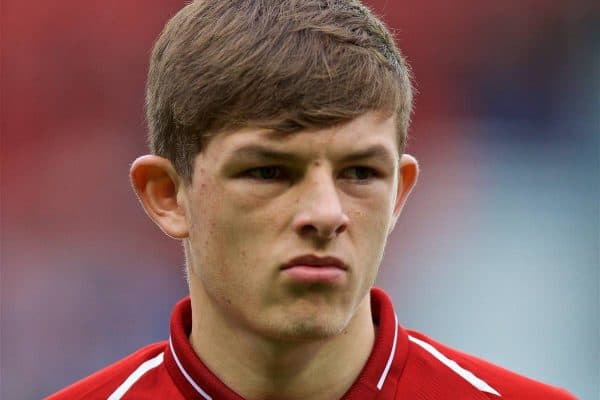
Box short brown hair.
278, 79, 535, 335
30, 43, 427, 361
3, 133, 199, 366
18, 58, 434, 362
146, 0, 413, 182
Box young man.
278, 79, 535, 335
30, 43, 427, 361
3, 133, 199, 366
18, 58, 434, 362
49, 1, 576, 399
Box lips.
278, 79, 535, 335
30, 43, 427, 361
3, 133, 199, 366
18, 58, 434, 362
282, 255, 347, 270
281, 255, 347, 283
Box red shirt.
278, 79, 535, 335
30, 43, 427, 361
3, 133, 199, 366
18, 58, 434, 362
48, 288, 576, 399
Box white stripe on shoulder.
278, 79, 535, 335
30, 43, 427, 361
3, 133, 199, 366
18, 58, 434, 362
408, 335, 501, 397
107, 352, 164, 400
169, 337, 213, 400
376, 313, 399, 390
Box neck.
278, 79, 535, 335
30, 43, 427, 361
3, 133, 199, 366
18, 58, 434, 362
188, 288, 375, 400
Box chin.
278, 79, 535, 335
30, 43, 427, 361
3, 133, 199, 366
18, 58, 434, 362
263, 309, 350, 342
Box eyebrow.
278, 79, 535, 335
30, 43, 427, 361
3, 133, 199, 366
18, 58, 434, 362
228, 144, 396, 165
228, 145, 304, 163
339, 144, 396, 165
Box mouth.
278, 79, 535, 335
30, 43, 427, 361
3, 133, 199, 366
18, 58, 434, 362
280, 255, 348, 284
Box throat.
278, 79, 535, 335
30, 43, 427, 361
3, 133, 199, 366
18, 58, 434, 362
188, 302, 376, 400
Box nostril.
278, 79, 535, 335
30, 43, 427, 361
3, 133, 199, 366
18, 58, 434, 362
335, 225, 347, 235
300, 224, 318, 237
298, 221, 346, 240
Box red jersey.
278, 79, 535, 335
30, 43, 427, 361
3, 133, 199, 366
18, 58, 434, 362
48, 288, 576, 399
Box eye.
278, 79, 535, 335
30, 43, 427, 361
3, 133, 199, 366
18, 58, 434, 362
341, 166, 377, 181
245, 166, 286, 180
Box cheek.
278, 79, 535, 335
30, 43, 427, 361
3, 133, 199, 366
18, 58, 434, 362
188, 210, 255, 309
348, 184, 395, 226
346, 194, 394, 254
188, 188, 272, 287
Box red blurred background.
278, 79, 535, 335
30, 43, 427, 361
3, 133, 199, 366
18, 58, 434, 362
1, 1, 598, 398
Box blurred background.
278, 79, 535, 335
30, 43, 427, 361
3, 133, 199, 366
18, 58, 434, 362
1, 0, 598, 398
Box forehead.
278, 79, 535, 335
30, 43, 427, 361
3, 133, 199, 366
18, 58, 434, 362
208, 111, 399, 159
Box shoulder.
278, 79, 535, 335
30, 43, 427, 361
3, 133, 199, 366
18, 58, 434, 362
406, 330, 577, 400
46, 341, 167, 400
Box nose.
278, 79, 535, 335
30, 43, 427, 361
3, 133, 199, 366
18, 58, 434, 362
291, 175, 350, 240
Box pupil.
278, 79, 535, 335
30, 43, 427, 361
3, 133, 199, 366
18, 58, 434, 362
355, 167, 370, 179
260, 167, 278, 179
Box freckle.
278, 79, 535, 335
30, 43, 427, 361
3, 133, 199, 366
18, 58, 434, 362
314, 161, 321, 166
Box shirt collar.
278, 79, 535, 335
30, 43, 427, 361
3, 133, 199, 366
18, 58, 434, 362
163, 288, 409, 399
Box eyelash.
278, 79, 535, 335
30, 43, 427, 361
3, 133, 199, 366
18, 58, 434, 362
340, 166, 378, 181
243, 166, 379, 182
245, 166, 287, 180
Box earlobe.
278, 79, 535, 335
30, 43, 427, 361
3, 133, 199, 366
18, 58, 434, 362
130, 155, 189, 239
389, 154, 419, 233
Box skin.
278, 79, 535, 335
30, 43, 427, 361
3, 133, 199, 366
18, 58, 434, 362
130, 110, 419, 400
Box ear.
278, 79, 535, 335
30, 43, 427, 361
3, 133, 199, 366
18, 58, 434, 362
389, 154, 419, 234
130, 155, 189, 239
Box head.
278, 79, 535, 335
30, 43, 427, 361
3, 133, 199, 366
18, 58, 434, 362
132, 0, 418, 342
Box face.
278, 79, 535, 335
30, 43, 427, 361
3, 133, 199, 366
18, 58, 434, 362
180, 111, 406, 341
